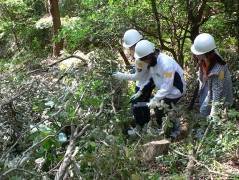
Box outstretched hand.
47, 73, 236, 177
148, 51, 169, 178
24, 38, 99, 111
112, 72, 126, 80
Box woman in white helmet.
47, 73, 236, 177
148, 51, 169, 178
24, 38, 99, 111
191, 33, 233, 119
134, 40, 186, 138
113, 29, 154, 136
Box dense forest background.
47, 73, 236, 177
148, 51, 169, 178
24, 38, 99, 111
0, 0, 238, 179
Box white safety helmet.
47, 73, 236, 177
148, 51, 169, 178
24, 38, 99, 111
123, 29, 143, 48
191, 33, 216, 55
134, 40, 155, 59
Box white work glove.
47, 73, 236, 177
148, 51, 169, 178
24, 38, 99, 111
112, 72, 128, 80
147, 98, 165, 109
147, 98, 159, 109
130, 91, 142, 101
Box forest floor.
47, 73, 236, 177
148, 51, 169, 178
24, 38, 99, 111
0, 51, 239, 179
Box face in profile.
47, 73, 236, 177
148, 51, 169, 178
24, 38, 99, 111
129, 44, 136, 58
142, 58, 151, 64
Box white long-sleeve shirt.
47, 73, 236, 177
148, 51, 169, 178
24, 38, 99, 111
149, 53, 186, 100
118, 60, 151, 90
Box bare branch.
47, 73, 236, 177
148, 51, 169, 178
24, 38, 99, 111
95, 101, 104, 117
54, 124, 90, 180
150, 0, 177, 60
196, 121, 212, 154
1, 168, 41, 178
27, 54, 89, 75
16, 134, 55, 167
49, 55, 88, 67
172, 149, 230, 177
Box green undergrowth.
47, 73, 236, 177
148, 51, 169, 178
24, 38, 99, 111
1, 49, 239, 179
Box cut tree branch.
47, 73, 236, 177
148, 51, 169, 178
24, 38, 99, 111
54, 124, 90, 180
173, 149, 231, 178
49, 55, 88, 67
27, 54, 89, 75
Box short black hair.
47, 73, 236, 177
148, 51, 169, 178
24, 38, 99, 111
140, 52, 155, 61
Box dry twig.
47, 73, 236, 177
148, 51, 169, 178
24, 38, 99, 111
172, 148, 230, 178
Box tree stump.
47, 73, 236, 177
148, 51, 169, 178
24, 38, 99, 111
142, 139, 170, 162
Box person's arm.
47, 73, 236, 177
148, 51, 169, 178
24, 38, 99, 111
147, 68, 175, 108
154, 69, 175, 100
210, 73, 224, 117
112, 71, 136, 80
113, 59, 148, 81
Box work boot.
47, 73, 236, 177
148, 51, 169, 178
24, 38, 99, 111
127, 125, 141, 136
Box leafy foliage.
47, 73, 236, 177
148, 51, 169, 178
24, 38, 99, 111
0, 0, 238, 179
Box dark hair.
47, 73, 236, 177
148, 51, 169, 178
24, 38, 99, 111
140, 53, 155, 61
205, 50, 226, 71
205, 50, 226, 65
140, 52, 158, 67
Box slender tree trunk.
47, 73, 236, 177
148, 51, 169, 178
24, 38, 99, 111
48, 0, 63, 57
150, 0, 177, 61
118, 48, 131, 67
187, 0, 209, 42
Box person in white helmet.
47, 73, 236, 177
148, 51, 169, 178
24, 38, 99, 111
134, 40, 186, 138
191, 33, 233, 119
113, 29, 154, 136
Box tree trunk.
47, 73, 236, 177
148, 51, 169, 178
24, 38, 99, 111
48, 0, 63, 57
118, 48, 131, 67
150, 0, 177, 61
187, 0, 209, 42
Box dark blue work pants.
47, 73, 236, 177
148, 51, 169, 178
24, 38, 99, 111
132, 78, 155, 127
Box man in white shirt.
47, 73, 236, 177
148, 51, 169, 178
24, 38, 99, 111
134, 40, 186, 138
